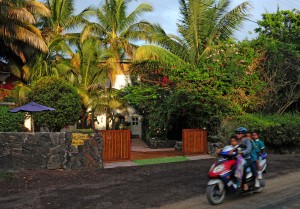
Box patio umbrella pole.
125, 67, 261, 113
31, 113, 34, 132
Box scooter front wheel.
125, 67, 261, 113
206, 184, 226, 205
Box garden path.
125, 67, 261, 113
130, 136, 182, 160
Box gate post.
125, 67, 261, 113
182, 129, 207, 155
102, 130, 131, 162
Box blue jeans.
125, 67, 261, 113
242, 159, 258, 183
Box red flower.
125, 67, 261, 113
161, 76, 170, 86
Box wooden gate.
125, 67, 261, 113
182, 129, 207, 155
101, 130, 131, 162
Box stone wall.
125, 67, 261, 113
0, 132, 103, 171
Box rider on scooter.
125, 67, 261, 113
235, 127, 257, 191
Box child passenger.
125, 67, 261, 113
229, 136, 245, 187
246, 132, 260, 187
217, 136, 245, 188
252, 131, 265, 179
217, 136, 238, 154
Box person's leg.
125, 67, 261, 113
250, 161, 259, 187
250, 161, 258, 177
256, 159, 262, 179
242, 159, 251, 191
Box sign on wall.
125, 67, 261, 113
71, 133, 90, 147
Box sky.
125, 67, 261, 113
72, 0, 300, 40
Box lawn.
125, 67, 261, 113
133, 156, 189, 165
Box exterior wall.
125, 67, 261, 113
24, 114, 31, 131
113, 74, 131, 90
95, 114, 107, 130
0, 132, 103, 171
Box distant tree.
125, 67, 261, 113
255, 9, 300, 45
253, 9, 300, 113
28, 77, 81, 132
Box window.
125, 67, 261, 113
132, 117, 138, 125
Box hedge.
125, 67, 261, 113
0, 106, 26, 132
222, 113, 300, 153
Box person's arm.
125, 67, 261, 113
229, 148, 236, 155
260, 140, 265, 154
242, 139, 252, 155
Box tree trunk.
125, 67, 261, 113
106, 111, 110, 130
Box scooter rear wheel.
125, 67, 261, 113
206, 184, 226, 205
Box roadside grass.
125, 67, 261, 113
0, 171, 14, 182
133, 156, 189, 165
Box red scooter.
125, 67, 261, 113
206, 145, 267, 205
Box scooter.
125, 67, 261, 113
206, 145, 267, 205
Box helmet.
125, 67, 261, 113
235, 127, 247, 134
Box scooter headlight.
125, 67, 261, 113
213, 164, 225, 173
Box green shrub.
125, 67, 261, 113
223, 113, 300, 152
71, 129, 94, 133
0, 106, 26, 132
28, 77, 82, 132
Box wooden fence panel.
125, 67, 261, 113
101, 130, 131, 162
182, 129, 207, 155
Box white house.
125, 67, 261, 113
93, 71, 142, 137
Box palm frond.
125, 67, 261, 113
17, 83, 32, 104
65, 6, 94, 30
24, 0, 51, 17
213, 1, 250, 39
3, 7, 36, 24
124, 3, 152, 29
134, 45, 186, 68
6, 42, 27, 63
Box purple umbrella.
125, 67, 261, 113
9, 102, 55, 132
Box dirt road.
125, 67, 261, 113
156, 171, 300, 209
0, 154, 299, 209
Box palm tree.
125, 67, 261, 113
12, 0, 92, 85
86, 0, 159, 84
40, 0, 93, 60
62, 36, 110, 129
12, 0, 94, 85
70, 38, 108, 106
0, 0, 50, 63
136, 0, 250, 67
70, 34, 129, 130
